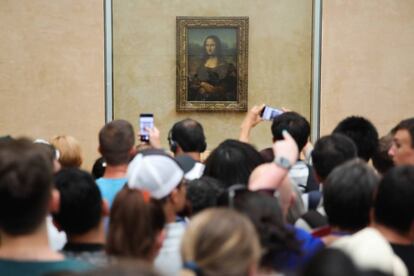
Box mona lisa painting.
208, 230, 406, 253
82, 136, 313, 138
176, 17, 248, 112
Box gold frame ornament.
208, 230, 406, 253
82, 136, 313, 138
176, 17, 249, 112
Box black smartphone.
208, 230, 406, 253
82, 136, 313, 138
139, 113, 154, 142
260, 106, 283, 121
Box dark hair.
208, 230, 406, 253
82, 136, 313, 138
0, 138, 53, 235
107, 186, 165, 259
233, 191, 302, 271
391, 117, 414, 147
333, 116, 379, 161
324, 159, 379, 232
372, 134, 394, 175
186, 176, 225, 215
374, 165, 414, 234
91, 156, 106, 179
99, 120, 135, 166
169, 118, 207, 153
259, 147, 274, 163
52, 168, 102, 235
203, 139, 264, 187
271, 112, 310, 152
311, 133, 358, 181
202, 35, 223, 62
300, 248, 359, 276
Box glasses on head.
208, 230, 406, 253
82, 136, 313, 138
227, 184, 248, 208
256, 189, 280, 199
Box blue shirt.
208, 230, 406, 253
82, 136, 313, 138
0, 258, 92, 276
96, 177, 127, 208
273, 225, 325, 272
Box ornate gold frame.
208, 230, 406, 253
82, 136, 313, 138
176, 17, 249, 112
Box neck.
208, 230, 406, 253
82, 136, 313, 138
175, 149, 201, 162
373, 223, 413, 245
0, 221, 63, 261
103, 164, 128, 179
163, 202, 177, 223
67, 220, 105, 245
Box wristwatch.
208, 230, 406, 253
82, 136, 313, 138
274, 156, 293, 170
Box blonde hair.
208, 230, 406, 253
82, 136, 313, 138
50, 135, 82, 168
181, 208, 261, 276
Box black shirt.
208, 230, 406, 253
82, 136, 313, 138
391, 243, 414, 276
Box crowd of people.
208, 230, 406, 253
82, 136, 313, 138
0, 107, 413, 276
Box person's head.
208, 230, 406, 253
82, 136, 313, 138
271, 112, 310, 153
324, 159, 379, 232
50, 135, 83, 168
0, 138, 55, 236
333, 116, 379, 162
52, 168, 106, 237
374, 165, 414, 238
127, 149, 187, 216
233, 191, 301, 272
181, 208, 261, 276
372, 134, 394, 175
99, 119, 135, 166
107, 187, 165, 261
388, 117, 414, 165
203, 35, 222, 58
168, 118, 207, 155
186, 176, 225, 216
311, 133, 358, 181
203, 139, 264, 187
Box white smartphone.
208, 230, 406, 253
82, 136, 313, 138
139, 113, 154, 142
260, 106, 283, 121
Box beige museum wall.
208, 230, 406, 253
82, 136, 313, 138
2, 1, 412, 169
113, 0, 313, 152
320, 1, 414, 137
0, 1, 105, 169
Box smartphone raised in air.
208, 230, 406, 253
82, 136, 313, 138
139, 113, 154, 142
260, 106, 283, 121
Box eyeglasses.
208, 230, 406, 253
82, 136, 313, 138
227, 185, 281, 208
227, 184, 248, 208
256, 189, 280, 199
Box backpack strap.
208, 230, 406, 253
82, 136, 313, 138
308, 190, 322, 211
305, 164, 320, 193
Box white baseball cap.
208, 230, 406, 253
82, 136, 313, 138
127, 150, 184, 199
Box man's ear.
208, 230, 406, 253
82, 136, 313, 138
175, 145, 184, 155
98, 146, 102, 155
49, 188, 60, 214
102, 199, 110, 217
129, 146, 137, 158
169, 188, 179, 205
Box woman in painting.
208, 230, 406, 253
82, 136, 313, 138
188, 35, 237, 101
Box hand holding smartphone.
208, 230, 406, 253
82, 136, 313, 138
260, 106, 283, 121
139, 113, 154, 142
